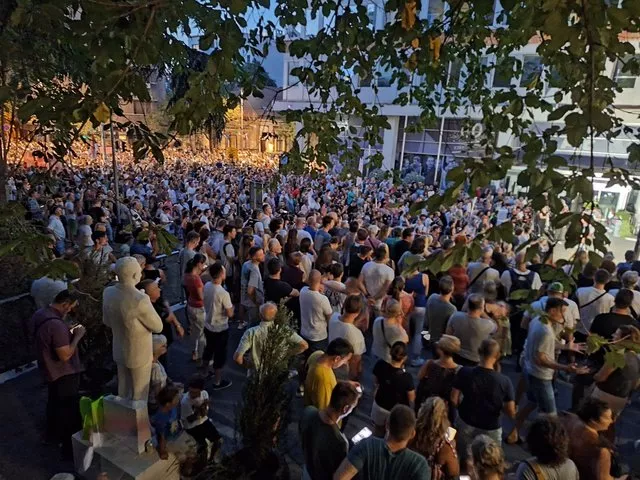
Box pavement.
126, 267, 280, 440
1, 305, 639, 480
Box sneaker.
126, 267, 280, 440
410, 358, 426, 367
211, 379, 232, 391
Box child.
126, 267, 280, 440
180, 374, 222, 462
151, 385, 198, 470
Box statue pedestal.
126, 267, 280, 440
72, 395, 178, 480
71, 432, 179, 480
102, 395, 151, 454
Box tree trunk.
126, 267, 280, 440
0, 155, 7, 204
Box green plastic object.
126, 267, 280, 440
79, 396, 104, 440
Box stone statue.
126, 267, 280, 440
103, 257, 163, 403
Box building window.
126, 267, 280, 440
447, 59, 463, 88
133, 101, 146, 115
520, 55, 543, 88
427, 0, 445, 23
287, 61, 303, 87
377, 66, 393, 87
613, 55, 639, 89
492, 58, 513, 88
367, 3, 377, 29
359, 69, 372, 87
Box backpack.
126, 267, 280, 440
508, 269, 535, 301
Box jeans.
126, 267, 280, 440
409, 307, 426, 360
526, 374, 557, 415
55, 239, 66, 257
47, 373, 81, 455
455, 416, 502, 466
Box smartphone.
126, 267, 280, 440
351, 427, 372, 445
460, 476, 471, 480
446, 427, 456, 441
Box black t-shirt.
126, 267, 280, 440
453, 366, 514, 430
151, 297, 173, 344
300, 406, 348, 480
590, 312, 639, 366
590, 312, 638, 341
373, 360, 415, 411
393, 240, 410, 264
597, 352, 640, 398
264, 277, 294, 304
349, 256, 368, 279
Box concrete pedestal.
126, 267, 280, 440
72, 395, 178, 480
102, 395, 151, 454
72, 432, 179, 480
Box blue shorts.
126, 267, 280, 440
526, 374, 557, 415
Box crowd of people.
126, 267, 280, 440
19, 145, 640, 480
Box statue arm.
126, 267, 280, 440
138, 296, 164, 333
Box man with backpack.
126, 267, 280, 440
500, 252, 542, 357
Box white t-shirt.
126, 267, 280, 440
180, 390, 209, 430
328, 313, 366, 355
529, 296, 580, 332
65, 200, 76, 220
360, 261, 395, 309
575, 287, 615, 334
297, 228, 312, 244
300, 286, 333, 341
77, 224, 94, 247
203, 283, 233, 332
48, 216, 66, 241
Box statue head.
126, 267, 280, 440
115, 256, 142, 286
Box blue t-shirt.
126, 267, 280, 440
152, 407, 182, 441
130, 242, 152, 257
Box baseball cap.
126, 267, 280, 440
548, 282, 564, 294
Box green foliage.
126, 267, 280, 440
234, 303, 295, 468
72, 257, 114, 393
0, 202, 79, 281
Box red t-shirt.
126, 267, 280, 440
448, 265, 470, 297
183, 273, 204, 308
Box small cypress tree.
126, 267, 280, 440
198, 303, 297, 479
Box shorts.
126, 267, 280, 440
203, 329, 229, 369
304, 337, 328, 356
526, 374, 557, 414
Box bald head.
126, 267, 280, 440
308, 269, 322, 289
